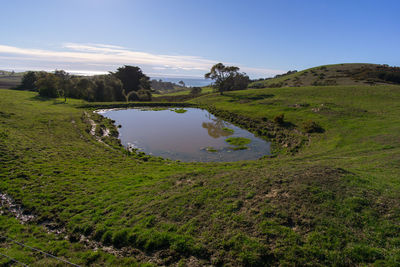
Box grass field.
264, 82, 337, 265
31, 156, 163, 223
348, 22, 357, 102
153, 86, 215, 97
1, 84, 400, 265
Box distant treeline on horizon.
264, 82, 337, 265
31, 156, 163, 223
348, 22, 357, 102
14, 66, 156, 102
2, 67, 213, 101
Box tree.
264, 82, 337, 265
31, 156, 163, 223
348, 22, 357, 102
111, 65, 152, 101
190, 86, 202, 95
54, 70, 71, 102
205, 63, 250, 94
178, 80, 185, 87
72, 77, 94, 100
122, 89, 138, 103
36, 72, 59, 98
90, 75, 123, 102
17, 71, 37, 91
113, 65, 141, 92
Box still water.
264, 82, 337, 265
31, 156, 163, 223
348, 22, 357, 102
99, 108, 270, 162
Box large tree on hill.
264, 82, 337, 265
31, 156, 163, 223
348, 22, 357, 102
112, 65, 151, 101
205, 63, 250, 95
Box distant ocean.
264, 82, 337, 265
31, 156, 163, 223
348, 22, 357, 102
151, 77, 212, 87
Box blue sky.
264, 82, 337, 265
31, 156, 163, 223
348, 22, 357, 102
0, 0, 399, 78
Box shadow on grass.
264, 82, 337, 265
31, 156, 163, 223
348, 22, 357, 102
29, 95, 52, 101
29, 95, 66, 105
52, 100, 67, 105
281, 121, 297, 129
226, 93, 275, 102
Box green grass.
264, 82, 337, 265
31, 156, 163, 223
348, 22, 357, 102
146, 107, 168, 111
249, 63, 386, 88
153, 86, 214, 97
0, 216, 140, 266
1, 84, 400, 265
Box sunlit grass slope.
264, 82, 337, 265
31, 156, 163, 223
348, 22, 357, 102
1, 85, 400, 265
249, 63, 394, 88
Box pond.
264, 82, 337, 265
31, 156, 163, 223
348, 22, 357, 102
98, 107, 271, 162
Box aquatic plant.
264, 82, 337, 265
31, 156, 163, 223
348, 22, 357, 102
225, 137, 251, 146
222, 127, 234, 133
172, 108, 187, 113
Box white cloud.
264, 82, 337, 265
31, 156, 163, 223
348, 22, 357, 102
0, 43, 284, 78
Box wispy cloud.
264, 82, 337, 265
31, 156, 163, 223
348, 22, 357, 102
0, 43, 284, 78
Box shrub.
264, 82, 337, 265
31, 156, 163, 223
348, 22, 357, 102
190, 87, 202, 95
302, 120, 324, 133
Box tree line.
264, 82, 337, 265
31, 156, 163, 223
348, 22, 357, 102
16, 63, 252, 101
17, 65, 152, 102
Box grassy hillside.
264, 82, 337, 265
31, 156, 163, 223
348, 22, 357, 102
249, 63, 400, 88
1, 84, 400, 265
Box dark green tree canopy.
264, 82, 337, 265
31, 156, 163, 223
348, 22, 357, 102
205, 63, 250, 94
18, 71, 37, 91
190, 86, 202, 95
17, 66, 153, 102
36, 72, 59, 98
112, 65, 150, 93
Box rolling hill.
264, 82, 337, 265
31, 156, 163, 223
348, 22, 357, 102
249, 63, 400, 88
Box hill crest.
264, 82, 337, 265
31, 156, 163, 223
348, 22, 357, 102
250, 63, 400, 88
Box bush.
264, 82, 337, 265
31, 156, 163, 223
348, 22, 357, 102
137, 89, 152, 101
302, 120, 324, 133
190, 87, 202, 95
273, 114, 285, 124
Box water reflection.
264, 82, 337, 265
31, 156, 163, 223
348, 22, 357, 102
202, 118, 233, 138
99, 108, 270, 162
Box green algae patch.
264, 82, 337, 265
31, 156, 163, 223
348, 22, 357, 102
222, 127, 234, 133
149, 107, 168, 111
172, 108, 187, 113
225, 137, 251, 146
